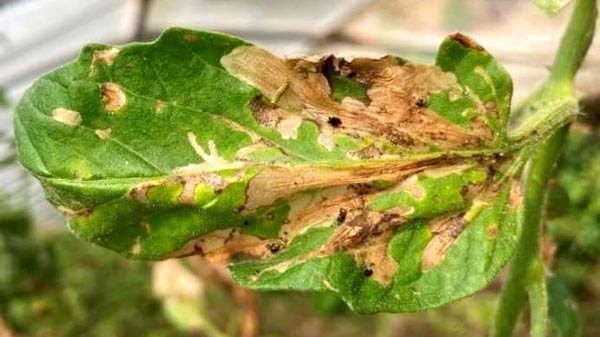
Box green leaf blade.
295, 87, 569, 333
15, 27, 522, 313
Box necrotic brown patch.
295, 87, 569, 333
449, 32, 486, 51
312, 207, 407, 285
183, 33, 197, 42
487, 225, 498, 238
155, 100, 165, 113
52, 108, 82, 126
248, 96, 303, 139
422, 213, 466, 271
222, 45, 494, 152
244, 157, 454, 210
169, 228, 270, 260
92, 48, 120, 65
101, 82, 126, 112
178, 175, 204, 205
350, 229, 398, 284
249, 96, 279, 127
130, 182, 157, 203
90, 47, 119, 76
57, 206, 91, 218
94, 128, 112, 139
509, 179, 523, 209
347, 145, 382, 160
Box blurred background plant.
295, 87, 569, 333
0, 0, 598, 336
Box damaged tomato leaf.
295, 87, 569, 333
15, 28, 523, 313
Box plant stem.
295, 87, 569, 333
507, 0, 597, 143
528, 257, 548, 337
491, 0, 597, 336
490, 272, 528, 336
490, 126, 568, 337
547, 0, 598, 92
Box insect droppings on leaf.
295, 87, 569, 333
328, 117, 342, 127
266, 241, 284, 253
337, 208, 347, 224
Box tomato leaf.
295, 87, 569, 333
15, 28, 523, 312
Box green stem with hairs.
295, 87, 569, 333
491, 126, 569, 337
547, 0, 598, 91
491, 0, 597, 336
528, 257, 548, 337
